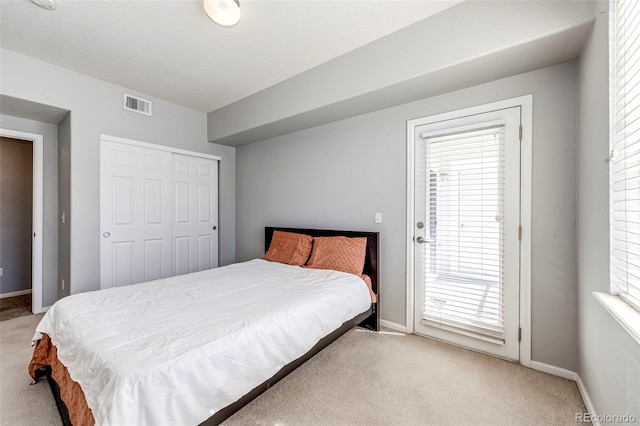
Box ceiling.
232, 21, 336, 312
0, 0, 463, 113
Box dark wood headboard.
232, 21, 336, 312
265, 226, 379, 331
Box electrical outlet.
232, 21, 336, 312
374, 212, 383, 224
61, 279, 65, 290
0, 268, 3, 277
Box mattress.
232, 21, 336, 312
32, 259, 371, 425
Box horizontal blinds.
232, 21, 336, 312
421, 124, 506, 340
611, 0, 640, 311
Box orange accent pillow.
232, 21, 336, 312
263, 231, 313, 266
361, 274, 377, 303
305, 236, 367, 276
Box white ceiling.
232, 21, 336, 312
0, 0, 463, 113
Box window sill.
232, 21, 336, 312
592, 292, 640, 345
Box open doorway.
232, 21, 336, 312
0, 137, 33, 319
0, 129, 44, 317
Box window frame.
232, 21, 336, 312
609, 0, 640, 313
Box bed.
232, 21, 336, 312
29, 227, 380, 425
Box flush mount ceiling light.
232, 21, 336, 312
204, 0, 241, 27
29, 0, 56, 10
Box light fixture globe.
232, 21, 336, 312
29, 0, 56, 10
204, 0, 241, 27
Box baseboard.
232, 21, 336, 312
576, 374, 600, 426
380, 320, 407, 333
0, 289, 32, 299
530, 360, 577, 381
530, 362, 600, 425
40, 305, 51, 313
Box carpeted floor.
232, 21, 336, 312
0, 314, 586, 426
0, 295, 32, 322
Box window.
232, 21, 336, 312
610, 0, 640, 312
422, 123, 506, 338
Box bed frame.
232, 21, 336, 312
44, 226, 380, 426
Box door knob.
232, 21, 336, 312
416, 236, 430, 244
103, 232, 111, 238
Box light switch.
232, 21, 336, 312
374, 212, 382, 224
0, 268, 3, 277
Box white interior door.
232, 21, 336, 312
413, 106, 521, 360
100, 141, 172, 288
172, 154, 219, 276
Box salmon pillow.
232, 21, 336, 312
305, 236, 367, 276
263, 231, 313, 266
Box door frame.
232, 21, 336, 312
405, 95, 532, 366
0, 128, 44, 314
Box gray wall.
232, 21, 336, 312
577, 1, 640, 417
0, 137, 32, 294
0, 48, 236, 295
0, 114, 59, 306
237, 62, 579, 372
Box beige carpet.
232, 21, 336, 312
0, 295, 32, 322
1, 315, 586, 426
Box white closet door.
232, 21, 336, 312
172, 154, 219, 276
100, 141, 172, 288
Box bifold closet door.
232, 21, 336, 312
172, 154, 219, 276
100, 141, 173, 288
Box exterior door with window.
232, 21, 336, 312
413, 107, 521, 360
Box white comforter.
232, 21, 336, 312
34, 259, 371, 426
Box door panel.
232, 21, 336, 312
112, 241, 134, 287
413, 107, 521, 360
174, 236, 191, 276
143, 239, 163, 281
172, 154, 219, 275
100, 141, 173, 288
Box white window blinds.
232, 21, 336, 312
421, 122, 506, 342
611, 0, 640, 312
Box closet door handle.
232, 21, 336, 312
103, 232, 111, 238
212, 226, 217, 230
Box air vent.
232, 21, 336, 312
124, 94, 152, 116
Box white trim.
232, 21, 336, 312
380, 320, 407, 333
593, 292, 640, 345
519, 95, 533, 367
405, 95, 533, 366
0, 128, 44, 314
406, 117, 416, 334
530, 360, 577, 381
100, 134, 221, 161
529, 362, 600, 425
576, 374, 600, 426
0, 289, 33, 299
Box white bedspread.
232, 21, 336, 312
34, 259, 371, 426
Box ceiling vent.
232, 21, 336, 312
124, 94, 152, 116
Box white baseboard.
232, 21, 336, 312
530, 360, 577, 381
0, 289, 32, 299
40, 305, 51, 313
530, 362, 600, 426
380, 320, 407, 333
576, 374, 600, 426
